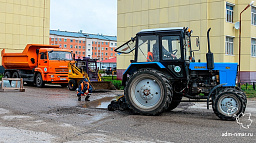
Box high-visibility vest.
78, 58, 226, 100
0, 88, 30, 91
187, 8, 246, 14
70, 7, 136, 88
77, 82, 90, 95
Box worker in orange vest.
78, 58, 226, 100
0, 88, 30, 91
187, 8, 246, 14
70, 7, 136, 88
77, 78, 92, 101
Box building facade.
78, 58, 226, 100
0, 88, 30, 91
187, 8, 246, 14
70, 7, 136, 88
117, 0, 256, 82
49, 30, 117, 61
0, 0, 50, 73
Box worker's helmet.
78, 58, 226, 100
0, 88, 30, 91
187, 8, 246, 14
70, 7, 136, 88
84, 78, 89, 82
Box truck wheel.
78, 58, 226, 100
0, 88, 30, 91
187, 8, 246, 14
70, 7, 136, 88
124, 68, 172, 115
12, 72, 19, 78
36, 73, 45, 87
213, 88, 247, 121
68, 79, 77, 91
4, 71, 11, 78
168, 93, 182, 111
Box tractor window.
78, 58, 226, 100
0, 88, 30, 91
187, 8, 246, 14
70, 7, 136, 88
137, 35, 158, 62
162, 36, 181, 60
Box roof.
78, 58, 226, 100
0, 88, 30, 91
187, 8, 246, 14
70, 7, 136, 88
50, 30, 117, 41
87, 34, 117, 41
100, 57, 116, 63
50, 30, 86, 38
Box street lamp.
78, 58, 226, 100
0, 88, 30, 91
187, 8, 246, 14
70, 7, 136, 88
238, 1, 254, 85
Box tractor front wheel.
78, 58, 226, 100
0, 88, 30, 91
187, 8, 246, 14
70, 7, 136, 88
213, 88, 247, 121
68, 79, 77, 91
124, 69, 172, 115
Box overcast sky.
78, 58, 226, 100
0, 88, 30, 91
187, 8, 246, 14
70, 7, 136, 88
50, 0, 117, 36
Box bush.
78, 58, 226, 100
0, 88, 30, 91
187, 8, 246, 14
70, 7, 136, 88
111, 80, 124, 90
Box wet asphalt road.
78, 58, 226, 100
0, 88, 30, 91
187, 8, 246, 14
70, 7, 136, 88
0, 85, 255, 143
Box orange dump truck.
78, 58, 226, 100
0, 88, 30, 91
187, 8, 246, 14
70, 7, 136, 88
1, 44, 73, 87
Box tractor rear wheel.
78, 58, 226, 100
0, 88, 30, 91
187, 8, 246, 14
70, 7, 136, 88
213, 88, 247, 121
124, 69, 172, 115
68, 79, 77, 91
168, 93, 182, 111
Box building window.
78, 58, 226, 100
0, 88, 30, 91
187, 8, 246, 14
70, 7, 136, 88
111, 43, 113, 46
95, 47, 97, 50
59, 44, 62, 47
226, 3, 234, 23
106, 42, 108, 45
95, 52, 97, 55
102, 42, 104, 45
76, 40, 78, 43
88, 49, 90, 51
105, 53, 108, 56
101, 58, 103, 61
79, 46, 81, 49
111, 53, 113, 56
64, 44, 67, 48
225, 36, 234, 55
55, 38, 58, 41
115, 43, 117, 46
75, 46, 78, 49
252, 6, 256, 25
83, 46, 85, 49
83, 41, 85, 44
111, 48, 113, 51
115, 53, 116, 56
105, 58, 107, 60
51, 44, 54, 45
252, 38, 256, 56
59, 38, 62, 41
102, 53, 103, 55
106, 48, 108, 50
51, 38, 54, 41
102, 47, 104, 50
70, 45, 73, 48
88, 55, 90, 57
88, 44, 91, 46
79, 40, 81, 43
64, 39, 67, 42
70, 39, 73, 42
83, 52, 85, 55
75, 51, 78, 54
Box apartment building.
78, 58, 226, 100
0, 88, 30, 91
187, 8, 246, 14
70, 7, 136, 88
49, 30, 117, 60
0, 0, 50, 73
117, 0, 256, 82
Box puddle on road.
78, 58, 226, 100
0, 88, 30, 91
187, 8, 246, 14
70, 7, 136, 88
83, 97, 116, 109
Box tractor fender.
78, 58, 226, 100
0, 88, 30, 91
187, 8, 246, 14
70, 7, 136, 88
122, 62, 166, 86
207, 83, 227, 109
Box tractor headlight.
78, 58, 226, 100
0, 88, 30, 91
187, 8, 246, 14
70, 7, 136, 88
212, 76, 216, 81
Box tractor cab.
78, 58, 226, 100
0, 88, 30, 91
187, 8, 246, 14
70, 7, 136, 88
115, 27, 196, 80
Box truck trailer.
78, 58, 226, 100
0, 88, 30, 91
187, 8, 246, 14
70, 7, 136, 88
1, 44, 73, 87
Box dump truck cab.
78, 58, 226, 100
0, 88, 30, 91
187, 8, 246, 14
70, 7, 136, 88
115, 27, 247, 121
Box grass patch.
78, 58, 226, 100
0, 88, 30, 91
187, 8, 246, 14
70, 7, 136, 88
0, 74, 3, 80
102, 76, 123, 90
240, 84, 256, 98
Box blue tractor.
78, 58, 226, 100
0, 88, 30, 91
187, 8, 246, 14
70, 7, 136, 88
115, 27, 247, 121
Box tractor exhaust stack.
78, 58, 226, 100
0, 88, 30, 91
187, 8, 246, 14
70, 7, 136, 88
206, 28, 214, 70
